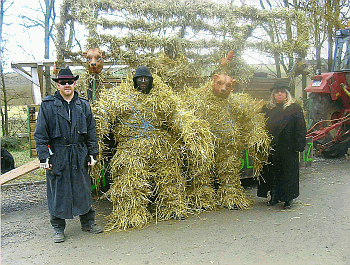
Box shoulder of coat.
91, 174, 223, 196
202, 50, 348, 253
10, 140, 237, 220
286, 103, 303, 115
261, 104, 270, 112
78, 96, 89, 103
290, 102, 302, 110
42, 95, 55, 102
77, 97, 92, 107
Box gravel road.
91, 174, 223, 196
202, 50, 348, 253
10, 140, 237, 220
1, 157, 349, 265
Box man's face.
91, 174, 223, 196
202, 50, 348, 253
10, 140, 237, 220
135, 76, 151, 94
57, 79, 76, 99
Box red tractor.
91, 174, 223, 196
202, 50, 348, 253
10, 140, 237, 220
305, 25, 350, 157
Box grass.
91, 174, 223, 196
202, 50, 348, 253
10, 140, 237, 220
4, 105, 28, 118
4, 142, 46, 185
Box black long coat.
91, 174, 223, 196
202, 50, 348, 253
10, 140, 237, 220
34, 91, 98, 219
257, 103, 306, 202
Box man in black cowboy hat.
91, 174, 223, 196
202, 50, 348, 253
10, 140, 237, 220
51, 67, 80, 101
35, 67, 103, 243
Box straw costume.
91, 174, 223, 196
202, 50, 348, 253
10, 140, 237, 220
92, 67, 214, 230
180, 75, 271, 210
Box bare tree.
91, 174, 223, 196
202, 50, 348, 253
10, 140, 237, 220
19, 0, 56, 96
55, 0, 309, 91
256, 0, 309, 80
289, 0, 349, 72
1, 0, 14, 136
44, 0, 55, 95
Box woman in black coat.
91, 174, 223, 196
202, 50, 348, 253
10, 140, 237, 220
257, 81, 306, 209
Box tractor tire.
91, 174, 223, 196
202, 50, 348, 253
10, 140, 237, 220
308, 92, 348, 157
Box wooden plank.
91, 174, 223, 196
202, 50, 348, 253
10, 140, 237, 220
102, 77, 124, 89
0, 159, 40, 185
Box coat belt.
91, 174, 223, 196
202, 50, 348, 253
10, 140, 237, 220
52, 143, 81, 147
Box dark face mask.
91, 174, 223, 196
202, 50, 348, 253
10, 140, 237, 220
135, 76, 151, 94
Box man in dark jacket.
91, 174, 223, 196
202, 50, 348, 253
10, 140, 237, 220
34, 67, 103, 243
257, 80, 306, 209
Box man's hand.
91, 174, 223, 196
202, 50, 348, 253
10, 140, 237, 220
39, 158, 51, 170
88, 155, 97, 166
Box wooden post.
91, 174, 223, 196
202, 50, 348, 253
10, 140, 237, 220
302, 73, 308, 109
28, 105, 40, 157
31, 67, 42, 105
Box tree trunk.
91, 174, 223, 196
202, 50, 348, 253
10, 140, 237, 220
327, 32, 333, 72
283, 0, 294, 72
0, 0, 8, 136
313, 10, 322, 70
1, 71, 8, 136
44, 0, 54, 96
326, 0, 340, 72
315, 45, 322, 70
274, 52, 282, 78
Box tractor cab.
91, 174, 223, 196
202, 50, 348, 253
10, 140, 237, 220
333, 27, 350, 72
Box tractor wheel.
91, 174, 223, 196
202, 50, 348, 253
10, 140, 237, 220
308, 92, 347, 157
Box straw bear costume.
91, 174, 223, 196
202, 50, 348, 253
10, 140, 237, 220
93, 73, 214, 230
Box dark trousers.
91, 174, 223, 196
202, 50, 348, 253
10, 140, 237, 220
50, 208, 96, 231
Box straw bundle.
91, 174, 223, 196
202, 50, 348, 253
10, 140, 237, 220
229, 93, 271, 178
75, 71, 109, 101
92, 75, 214, 230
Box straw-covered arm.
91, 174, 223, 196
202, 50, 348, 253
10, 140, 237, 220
172, 107, 215, 165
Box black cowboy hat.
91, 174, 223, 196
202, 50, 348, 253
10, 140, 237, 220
52, 67, 79, 83
270, 79, 290, 92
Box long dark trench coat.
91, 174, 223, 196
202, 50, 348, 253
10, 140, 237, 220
34, 91, 98, 219
257, 103, 307, 202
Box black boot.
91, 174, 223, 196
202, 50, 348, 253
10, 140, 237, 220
283, 201, 291, 209
81, 223, 103, 234
267, 189, 279, 206
267, 192, 278, 206
53, 228, 65, 243
267, 198, 278, 206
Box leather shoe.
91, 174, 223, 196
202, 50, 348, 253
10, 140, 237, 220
82, 223, 103, 234
53, 230, 65, 243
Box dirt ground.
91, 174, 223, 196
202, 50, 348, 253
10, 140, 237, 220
1, 156, 349, 265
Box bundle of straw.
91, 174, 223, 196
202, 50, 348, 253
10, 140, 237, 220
75, 71, 109, 101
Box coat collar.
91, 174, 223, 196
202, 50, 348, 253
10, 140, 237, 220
53, 91, 81, 121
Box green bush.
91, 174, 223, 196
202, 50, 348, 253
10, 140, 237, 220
8, 117, 28, 137
1, 136, 27, 150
